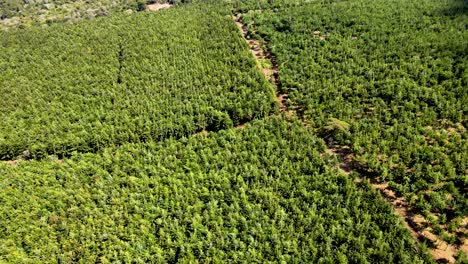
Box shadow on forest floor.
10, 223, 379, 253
439, 0, 467, 16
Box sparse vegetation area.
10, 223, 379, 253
0, 0, 182, 30
0, 0, 127, 30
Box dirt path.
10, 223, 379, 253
328, 144, 467, 263
232, 13, 466, 264
147, 3, 172, 12
371, 181, 467, 263
234, 14, 293, 118
327, 136, 466, 263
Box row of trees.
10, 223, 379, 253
0, 117, 432, 262
242, 0, 467, 244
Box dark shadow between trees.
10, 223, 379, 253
440, 0, 467, 16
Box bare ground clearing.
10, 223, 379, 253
147, 3, 172, 12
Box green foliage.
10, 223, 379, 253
455, 250, 468, 264
0, 0, 462, 260
242, 0, 467, 237
0, 3, 275, 160
0, 118, 431, 262
324, 118, 350, 133
323, 117, 351, 142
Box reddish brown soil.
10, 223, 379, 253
5, 160, 18, 165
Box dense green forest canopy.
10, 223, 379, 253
242, 0, 467, 242
0, 118, 432, 262
0, 0, 466, 262
0, 3, 275, 160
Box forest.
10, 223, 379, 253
242, 0, 467, 247
0, 118, 432, 262
0, 0, 466, 262
0, 3, 275, 160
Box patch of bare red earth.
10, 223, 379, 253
146, 3, 172, 12
5, 160, 18, 165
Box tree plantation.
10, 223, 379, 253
0, 118, 432, 262
242, 0, 467, 246
0, 0, 466, 262
0, 3, 275, 160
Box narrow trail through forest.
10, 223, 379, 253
232, 13, 466, 264
233, 14, 292, 118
